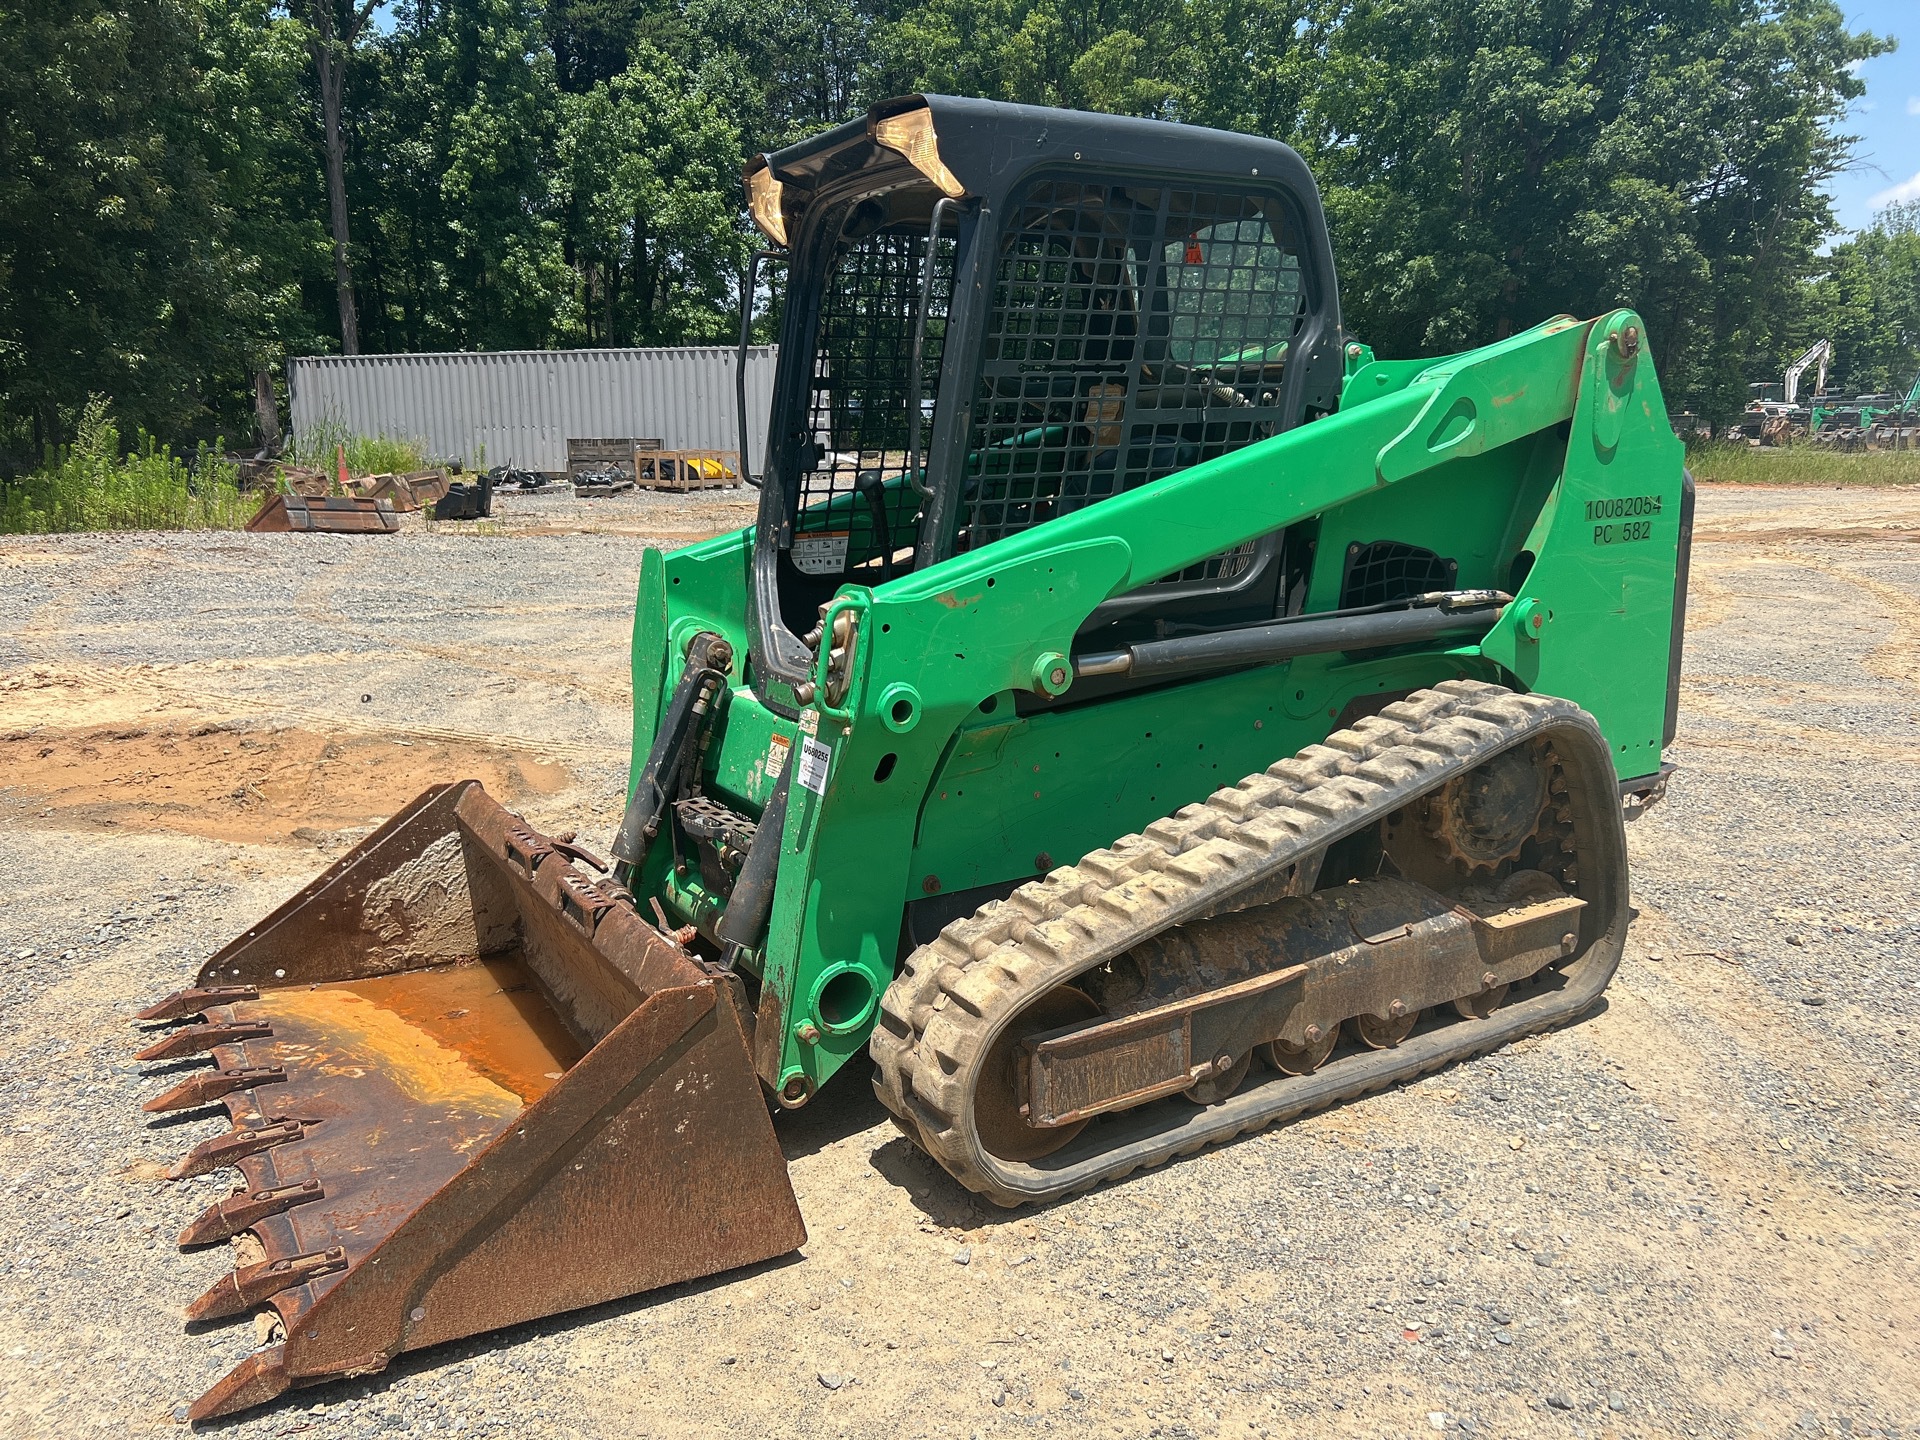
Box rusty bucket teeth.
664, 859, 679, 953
136, 1020, 272, 1063
190, 1346, 294, 1422
145, 1065, 288, 1113
186, 1247, 348, 1322
144, 781, 809, 1425
169, 1120, 305, 1180
179, 1180, 325, 1248
137, 985, 260, 1023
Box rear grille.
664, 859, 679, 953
1340, 541, 1458, 608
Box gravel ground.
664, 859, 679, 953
1, 482, 1915, 1439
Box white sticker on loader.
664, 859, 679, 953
765, 733, 791, 779
797, 735, 832, 795
791, 532, 849, 575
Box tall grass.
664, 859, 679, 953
290, 417, 431, 475
1686, 441, 1920, 487
0, 398, 252, 534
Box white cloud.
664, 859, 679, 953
1908, 96, 1920, 116
1869, 170, 1920, 209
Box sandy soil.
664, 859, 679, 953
0, 483, 1915, 1440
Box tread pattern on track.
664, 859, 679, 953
870, 680, 1608, 1205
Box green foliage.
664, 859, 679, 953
1801, 203, 1920, 398
1290, 0, 1886, 427
0, 398, 251, 533
1686, 440, 1920, 487
0, 0, 327, 465
289, 418, 431, 474
0, 0, 1899, 456
882, 0, 1889, 429
881, 0, 1311, 133
549, 45, 751, 345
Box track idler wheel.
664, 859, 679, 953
1261, 1025, 1337, 1076
974, 986, 1101, 1161
1348, 1006, 1419, 1050
1184, 1050, 1253, 1105
1453, 983, 1511, 1020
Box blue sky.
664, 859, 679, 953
1829, 0, 1919, 231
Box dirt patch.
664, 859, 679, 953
0, 721, 569, 846
4, 487, 1919, 1440
1694, 524, 1920, 546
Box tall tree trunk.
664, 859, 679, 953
309, 0, 378, 355
253, 368, 283, 450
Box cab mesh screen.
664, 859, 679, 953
956, 181, 1305, 565
793, 218, 956, 580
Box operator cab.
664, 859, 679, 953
738, 96, 1348, 704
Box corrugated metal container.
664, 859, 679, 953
287, 347, 778, 476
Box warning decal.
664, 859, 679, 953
791, 532, 849, 575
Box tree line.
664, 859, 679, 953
2, 0, 1912, 468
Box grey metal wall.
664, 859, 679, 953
287, 346, 778, 475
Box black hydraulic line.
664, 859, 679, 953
715, 766, 793, 969
611, 635, 732, 884
1072, 592, 1509, 685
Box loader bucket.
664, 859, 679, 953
133, 782, 804, 1421
245, 491, 400, 533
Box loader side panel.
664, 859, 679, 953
903, 422, 1597, 899
1477, 318, 1686, 779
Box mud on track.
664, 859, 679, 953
0, 483, 1916, 1440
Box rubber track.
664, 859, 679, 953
869, 680, 1625, 1206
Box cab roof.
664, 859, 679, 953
748, 94, 1321, 214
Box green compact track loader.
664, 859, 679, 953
135, 95, 1691, 1419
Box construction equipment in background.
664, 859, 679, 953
273, 466, 337, 498
574, 462, 636, 497
1809, 371, 1920, 451
432, 470, 494, 521
1734, 406, 1795, 446
1813, 401, 1871, 451
1741, 339, 1833, 444
1866, 372, 1920, 450
242, 450, 434, 532
1782, 339, 1833, 407
137, 96, 1690, 1421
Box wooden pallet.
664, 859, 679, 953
568, 437, 662, 474
632, 448, 741, 491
